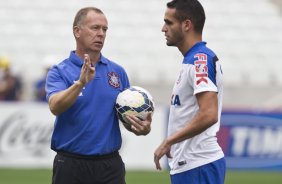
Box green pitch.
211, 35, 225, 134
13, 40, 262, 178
0, 169, 281, 184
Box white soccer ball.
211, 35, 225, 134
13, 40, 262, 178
115, 86, 154, 129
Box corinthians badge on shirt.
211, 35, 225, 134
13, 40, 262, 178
108, 72, 120, 88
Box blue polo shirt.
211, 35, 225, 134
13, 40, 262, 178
46, 51, 130, 155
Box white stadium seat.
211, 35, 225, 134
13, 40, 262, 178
0, 0, 282, 105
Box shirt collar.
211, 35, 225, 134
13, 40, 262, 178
69, 51, 108, 67
184, 41, 207, 58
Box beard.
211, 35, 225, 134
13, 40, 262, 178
165, 30, 184, 47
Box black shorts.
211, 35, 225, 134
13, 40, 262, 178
52, 151, 126, 184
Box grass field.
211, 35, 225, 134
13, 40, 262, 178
0, 169, 282, 184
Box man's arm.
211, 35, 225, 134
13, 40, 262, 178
154, 91, 218, 170
166, 91, 218, 144
48, 81, 85, 115
48, 54, 95, 116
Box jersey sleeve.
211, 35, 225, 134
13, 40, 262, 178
192, 53, 218, 95
120, 68, 130, 90
45, 66, 67, 101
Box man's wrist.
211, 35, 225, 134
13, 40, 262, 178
74, 80, 85, 87
166, 137, 174, 146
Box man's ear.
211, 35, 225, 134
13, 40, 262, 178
182, 19, 192, 32
73, 26, 80, 38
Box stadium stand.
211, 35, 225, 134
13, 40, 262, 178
272, 0, 282, 12
0, 0, 281, 107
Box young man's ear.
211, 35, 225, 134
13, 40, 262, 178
182, 19, 192, 32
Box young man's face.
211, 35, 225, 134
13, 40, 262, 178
75, 10, 108, 53
162, 8, 184, 47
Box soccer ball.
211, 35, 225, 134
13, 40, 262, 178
115, 86, 154, 129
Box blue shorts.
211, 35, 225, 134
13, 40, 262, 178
170, 157, 226, 184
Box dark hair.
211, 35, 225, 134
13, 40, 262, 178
73, 7, 104, 28
167, 0, 205, 34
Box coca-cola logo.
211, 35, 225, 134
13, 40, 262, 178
0, 111, 53, 157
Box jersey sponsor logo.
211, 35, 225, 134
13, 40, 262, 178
194, 53, 208, 85
108, 72, 120, 88
171, 94, 181, 106
218, 112, 282, 169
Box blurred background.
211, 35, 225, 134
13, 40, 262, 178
0, 0, 282, 183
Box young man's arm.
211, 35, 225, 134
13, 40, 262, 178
154, 91, 218, 170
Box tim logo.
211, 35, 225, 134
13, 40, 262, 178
194, 53, 208, 85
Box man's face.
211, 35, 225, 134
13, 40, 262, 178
162, 8, 184, 47
75, 11, 108, 53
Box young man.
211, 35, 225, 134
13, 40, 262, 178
46, 7, 152, 184
154, 0, 226, 184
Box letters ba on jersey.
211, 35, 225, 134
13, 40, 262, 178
217, 110, 282, 170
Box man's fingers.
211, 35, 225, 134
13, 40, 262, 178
128, 117, 142, 133
84, 54, 92, 69
80, 54, 96, 84
126, 115, 151, 135
84, 54, 90, 63
156, 162, 162, 170
131, 126, 137, 131
126, 115, 140, 126
81, 54, 89, 72
146, 112, 152, 122
154, 155, 162, 170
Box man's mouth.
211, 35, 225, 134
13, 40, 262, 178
94, 41, 103, 45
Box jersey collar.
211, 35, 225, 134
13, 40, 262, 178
184, 41, 207, 58
69, 51, 108, 67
